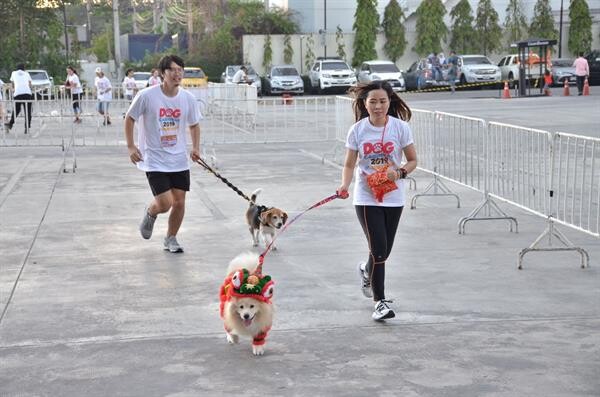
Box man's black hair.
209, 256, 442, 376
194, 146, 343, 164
17, 63, 25, 71
158, 55, 185, 74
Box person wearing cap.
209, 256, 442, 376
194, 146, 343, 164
94, 67, 112, 125
232, 66, 248, 84
5, 63, 34, 133
124, 54, 202, 253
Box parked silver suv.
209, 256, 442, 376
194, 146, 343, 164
308, 57, 356, 94
265, 65, 304, 95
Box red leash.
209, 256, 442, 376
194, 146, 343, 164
255, 190, 349, 275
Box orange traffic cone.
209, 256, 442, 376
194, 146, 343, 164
563, 79, 570, 96
583, 77, 590, 96
502, 81, 511, 99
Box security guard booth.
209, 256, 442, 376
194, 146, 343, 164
511, 38, 557, 96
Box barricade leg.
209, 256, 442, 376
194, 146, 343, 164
518, 217, 589, 270
410, 174, 460, 209
458, 192, 518, 234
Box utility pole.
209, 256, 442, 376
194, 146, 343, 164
323, 0, 327, 57
558, 0, 563, 58
86, 0, 92, 46
113, 0, 122, 81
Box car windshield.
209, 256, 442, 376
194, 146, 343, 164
553, 60, 573, 67
322, 62, 350, 70
184, 69, 205, 78
370, 64, 400, 73
29, 71, 48, 80
133, 73, 150, 81
272, 67, 298, 77
462, 57, 492, 65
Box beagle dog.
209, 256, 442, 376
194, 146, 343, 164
245, 189, 288, 250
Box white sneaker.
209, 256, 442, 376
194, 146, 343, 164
357, 262, 372, 298
139, 207, 156, 240
164, 235, 184, 253
372, 299, 395, 321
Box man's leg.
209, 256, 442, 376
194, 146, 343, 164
167, 188, 186, 237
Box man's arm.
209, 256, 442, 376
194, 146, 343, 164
125, 116, 142, 164
189, 123, 201, 162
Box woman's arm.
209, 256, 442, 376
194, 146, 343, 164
338, 149, 358, 194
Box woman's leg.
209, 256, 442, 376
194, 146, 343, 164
355, 205, 388, 301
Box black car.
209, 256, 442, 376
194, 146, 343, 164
585, 50, 600, 85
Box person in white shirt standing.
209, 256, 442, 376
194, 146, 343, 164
5, 63, 34, 133
125, 54, 202, 253
147, 68, 161, 87
0, 78, 5, 126
94, 67, 112, 125
122, 68, 138, 118
65, 66, 83, 124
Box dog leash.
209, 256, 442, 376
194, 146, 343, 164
195, 158, 252, 202
255, 190, 349, 275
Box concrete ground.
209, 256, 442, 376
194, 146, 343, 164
1, 93, 599, 396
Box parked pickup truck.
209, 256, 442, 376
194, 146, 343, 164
497, 54, 547, 87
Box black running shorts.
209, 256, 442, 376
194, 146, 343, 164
146, 170, 190, 196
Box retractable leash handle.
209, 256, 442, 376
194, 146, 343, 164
255, 191, 347, 275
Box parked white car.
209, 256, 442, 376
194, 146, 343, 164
356, 60, 405, 92
456, 55, 501, 86
26, 69, 54, 99
132, 72, 152, 90
308, 57, 356, 94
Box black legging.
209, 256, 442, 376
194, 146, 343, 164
9, 93, 34, 130
355, 205, 403, 301
72, 92, 82, 114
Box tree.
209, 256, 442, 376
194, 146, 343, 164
568, 0, 592, 55
475, 0, 503, 55
529, 0, 558, 42
0, 0, 68, 80
413, 0, 448, 57
504, 0, 528, 51
449, 0, 476, 54
304, 34, 316, 73
352, 0, 379, 67
382, 0, 407, 63
283, 34, 293, 64
263, 34, 273, 71
335, 26, 347, 61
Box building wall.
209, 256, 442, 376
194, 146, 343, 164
243, 18, 600, 77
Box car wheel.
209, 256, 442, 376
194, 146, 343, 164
508, 73, 516, 89
459, 75, 467, 86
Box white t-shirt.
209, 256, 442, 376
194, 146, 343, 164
67, 74, 82, 95
346, 116, 414, 207
126, 85, 202, 172
148, 76, 161, 86
232, 69, 247, 83
95, 76, 112, 101
123, 76, 136, 96
10, 70, 32, 96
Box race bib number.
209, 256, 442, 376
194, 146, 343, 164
160, 134, 177, 147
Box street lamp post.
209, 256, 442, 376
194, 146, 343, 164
323, 0, 327, 57
558, 0, 563, 58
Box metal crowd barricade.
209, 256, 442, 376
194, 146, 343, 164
201, 95, 335, 145
517, 132, 599, 269
410, 111, 461, 209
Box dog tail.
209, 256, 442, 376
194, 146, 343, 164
227, 251, 261, 275
249, 188, 262, 205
